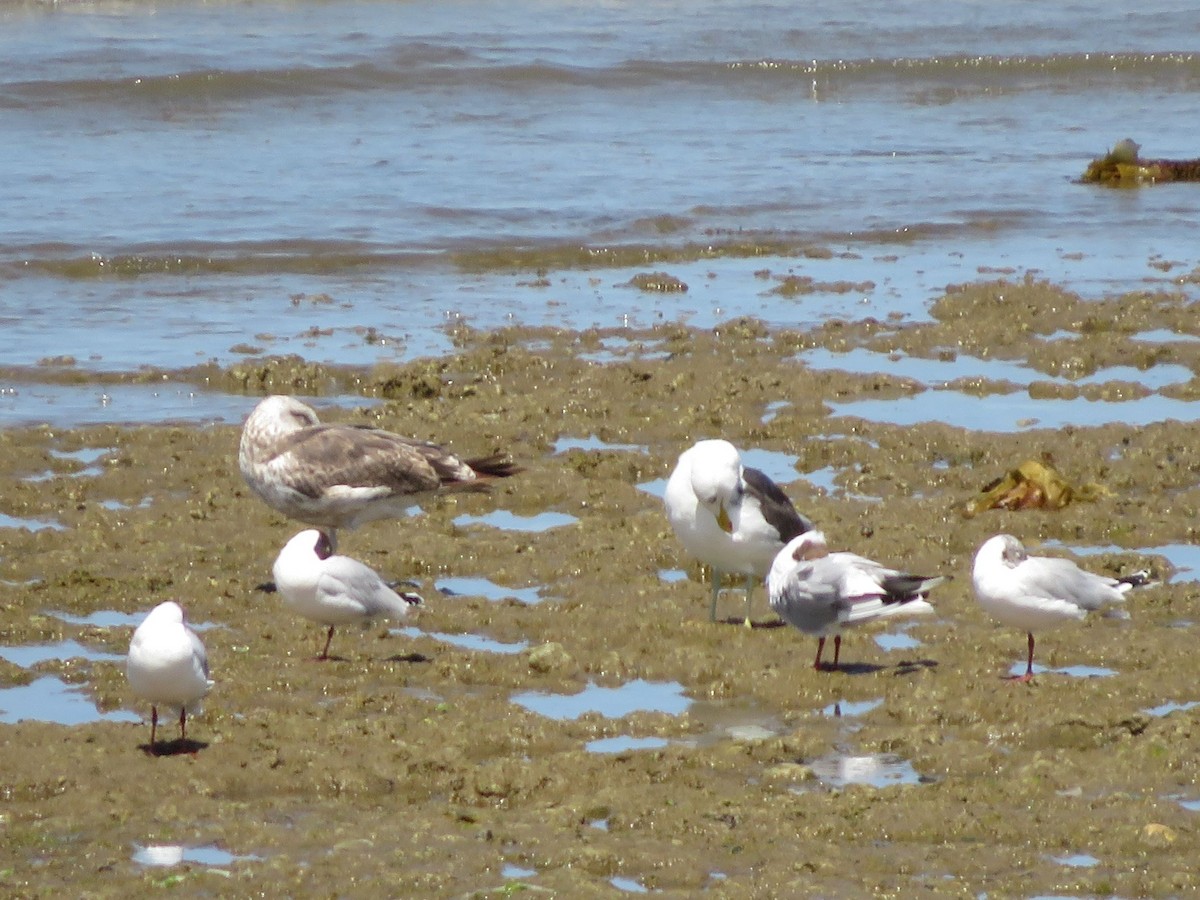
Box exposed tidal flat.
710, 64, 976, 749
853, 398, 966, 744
2, 278, 1200, 896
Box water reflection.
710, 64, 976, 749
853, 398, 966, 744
1047, 853, 1100, 868
0, 639, 123, 668
0, 676, 139, 725
829, 391, 1200, 432
1143, 700, 1200, 718
635, 477, 667, 499
553, 434, 648, 454
875, 632, 922, 652
737, 448, 800, 486
392, 625, 529, 655
501, 863, 537, 880
454, 510, 578, 532
808, 752, 927, 789
0, 382, 255, 429
132, 843, 260, 867
1042, 540, 1200, 584
585, 735, 670, 754
0, 511, 65, 532
610, 875, 650, 893
512, 679, 691, 720
24, 447, 112, 482
436, 575, 546, 605
801, 346, 1192, 390
1009, 662, 1117, 679
820, 698, 884, 718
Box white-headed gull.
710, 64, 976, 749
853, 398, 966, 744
273, 529, 423, 660
972, 533, 1149, 681
768, 531, 943, 670
665, 439, 815, 625
239, 395, 520, 543
126, 601, 212, 748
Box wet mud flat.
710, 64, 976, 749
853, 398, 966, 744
1, 278, 1199, 897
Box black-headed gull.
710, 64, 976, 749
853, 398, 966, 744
239, 395, 520, 543
273, 529, 423, 660
664, 439, 815, 625
972, 533, 1149, 682
126, 601, 212, 747
768, 531, 943, 670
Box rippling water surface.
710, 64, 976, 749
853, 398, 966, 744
1, 0, 1198, 422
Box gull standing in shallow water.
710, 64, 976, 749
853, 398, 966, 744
126, 601, 212, 749
273, 529, 423, 660
664, 439, 815, 625
972, 533, 1149, 682
768, 531, 943, 670
239, 395, 520, 544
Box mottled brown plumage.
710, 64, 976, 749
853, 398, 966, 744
239, 395, 520, 537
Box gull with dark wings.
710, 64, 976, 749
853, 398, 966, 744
664, 438, 816, 625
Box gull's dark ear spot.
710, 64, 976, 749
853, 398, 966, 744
314, 531, 334, 560
792, 544, 806, 562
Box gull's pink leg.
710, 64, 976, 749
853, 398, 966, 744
1006, 632, 1036, 683
150, 706, 159, 746
833, 635, 842, 668
813, 637, 826, 671
318, 625, 336, 660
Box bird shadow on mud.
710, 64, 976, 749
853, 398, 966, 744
892, 658, 938, 676
385, 651, 432, 664
717, 617, 787, 629
140, 738, 208, 758
815, 659, 939, 676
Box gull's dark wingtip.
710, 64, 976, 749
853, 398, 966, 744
465, 454, 523, 480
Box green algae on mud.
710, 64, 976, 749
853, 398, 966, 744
1, 279, 1199, 897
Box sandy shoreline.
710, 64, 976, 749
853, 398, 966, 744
1, 278, 1198, 896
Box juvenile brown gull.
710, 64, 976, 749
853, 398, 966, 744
239, 395, 520, 541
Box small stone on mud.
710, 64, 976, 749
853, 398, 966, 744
1141, 823, 1178, 847
762, 763, 815, 786
526, 642, 574, 673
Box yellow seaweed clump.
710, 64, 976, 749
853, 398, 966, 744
1081, 138, 1200, 185
964, 457, 1112, 517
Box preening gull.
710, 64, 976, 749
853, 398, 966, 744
126, 601, 212, 748
239, 395, 520, 541
972, 533, 1149, 682
664, 439, 815, 625
273, 529, 423, 660
768, 531, 943, 670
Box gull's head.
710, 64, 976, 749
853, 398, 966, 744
281, 528, 335, 563
141, 600, 185, 629
244, 395, 322, 440
769, 530, 828, 587
977, 533, 1027, 572
787, 530, 829, 563
686, 439, 743, 534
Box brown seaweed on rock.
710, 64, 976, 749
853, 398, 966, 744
964, 456, 1112, 517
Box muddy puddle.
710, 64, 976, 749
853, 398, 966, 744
1, 278, 1199, 896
